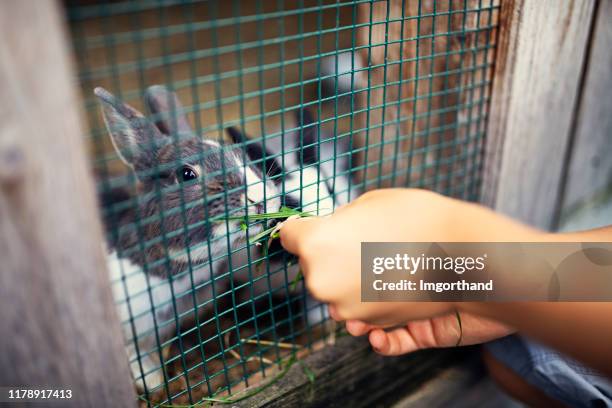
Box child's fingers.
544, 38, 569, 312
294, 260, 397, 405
369, 327, 419, 356
404, 319, 440, 349
346, 320, 374, 336
278, 217, 320, 255
368, 328, 389, 353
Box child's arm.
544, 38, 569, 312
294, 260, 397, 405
460, 302, 612, 377
279, 188, 612, 375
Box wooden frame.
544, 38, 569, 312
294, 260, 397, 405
0, 1, 134, 406
1, 0, 610, 406
481, 0, 610, 229
560, 0, 612, 221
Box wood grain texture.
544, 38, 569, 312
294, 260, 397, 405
560, 0, 612, 216
224, 336, 464, 408
482, 0, 596, 228
480, 0, 520, 208
0, 1, 134, 406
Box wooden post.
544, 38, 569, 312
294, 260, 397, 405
0, 1, 135, 406
481, 0, 597, 228
558, 0, 612, 221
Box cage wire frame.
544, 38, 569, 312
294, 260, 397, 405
66, 0, 499, 405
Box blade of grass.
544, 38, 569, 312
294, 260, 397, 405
239, 206, 327, 246
455, 310, 463, 347
223, 206, 314, 222
250, 225, 279, 244
298, 360, 315, 385
289, 270, 303, 292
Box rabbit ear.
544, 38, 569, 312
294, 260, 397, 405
227, 127, 282, 178
295, 108, 318, 165
144, 85, 193, 137
94, 87, 166, 171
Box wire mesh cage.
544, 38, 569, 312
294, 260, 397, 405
65, 0, 499, 405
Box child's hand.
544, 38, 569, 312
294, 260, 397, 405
345, 314, 514, 356
279, 188, 540, 326
280, 189, 455, 325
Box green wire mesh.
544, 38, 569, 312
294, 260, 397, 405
66, 0, 499, 405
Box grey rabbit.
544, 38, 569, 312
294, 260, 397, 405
96, 85, 360, 393
96, 85, 282, 392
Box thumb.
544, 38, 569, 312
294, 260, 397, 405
278, 216, 321, 255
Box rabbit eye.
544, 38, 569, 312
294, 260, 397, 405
177, 166, 198, 182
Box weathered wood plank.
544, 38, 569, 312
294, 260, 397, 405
560, 0, 612, 218
0, 1, 134, 406
480, 0, 519, 208
482, 0, 596, 228
228, 336, 465, 408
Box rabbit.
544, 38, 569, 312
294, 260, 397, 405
95, 85, 283, 392
227, 107, 361, 324
228, 108, 359, 215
